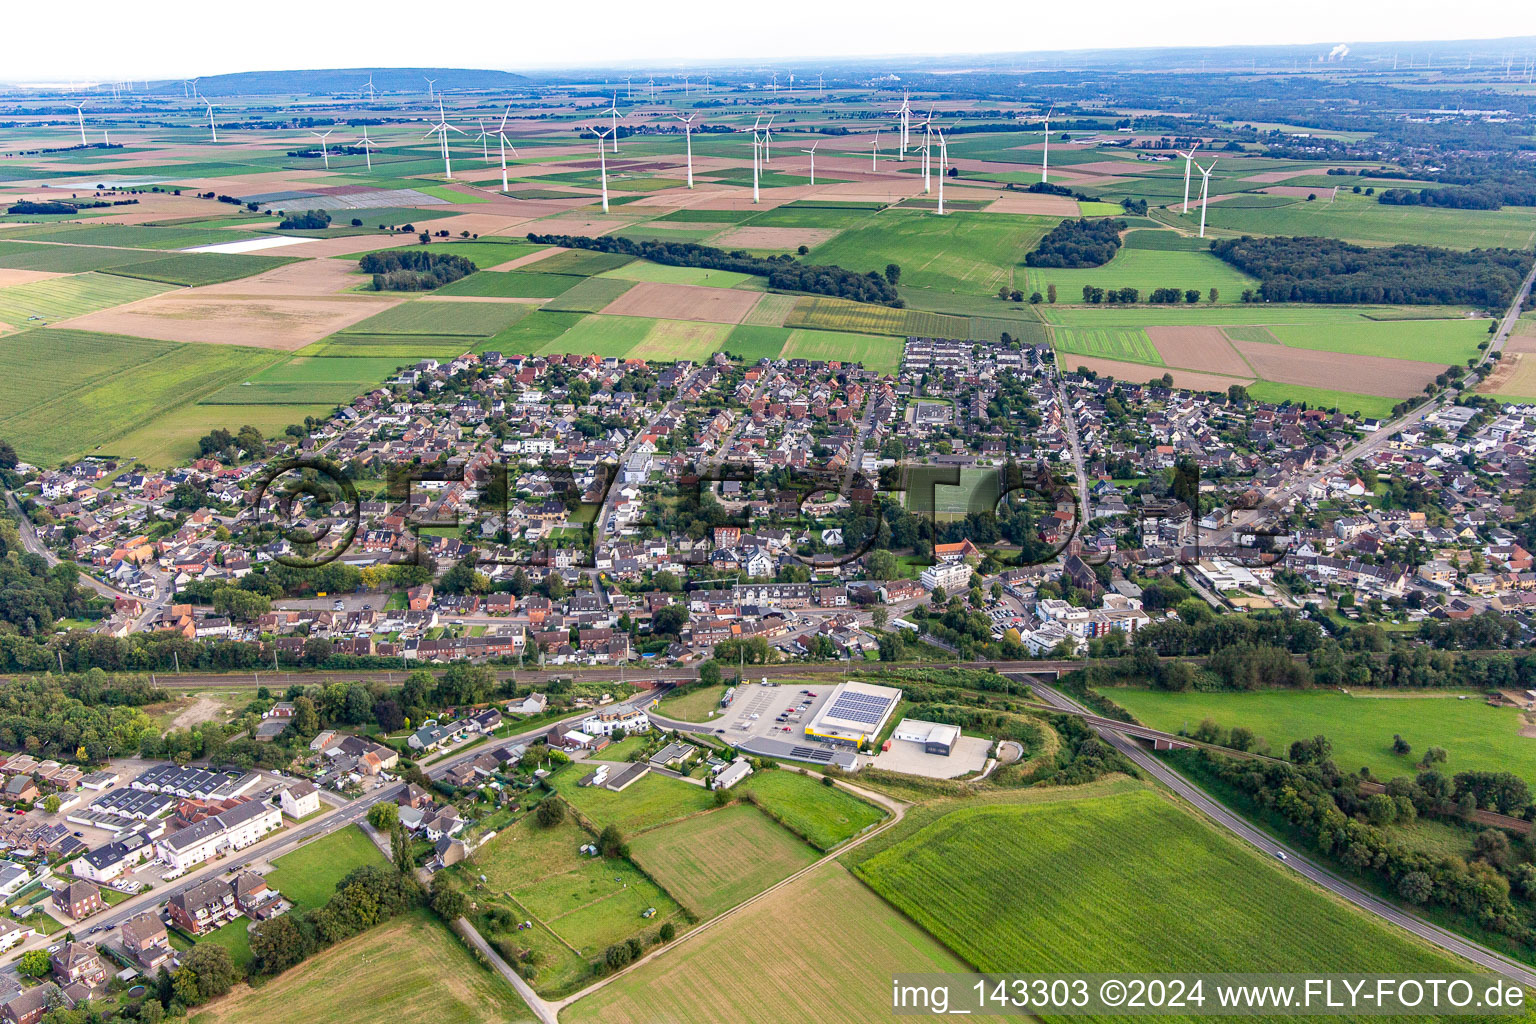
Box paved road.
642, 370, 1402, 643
1028, 679, 1536, 987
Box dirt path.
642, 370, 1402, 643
169, 694, 225, 731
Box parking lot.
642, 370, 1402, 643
711, 681, 840, 747
871, 735, 992, 778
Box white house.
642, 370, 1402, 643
580, 708, 650, 737
279, 782, 320, 820
156, 800, 282, 872
712, 758, 753, 790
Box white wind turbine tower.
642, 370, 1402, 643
888, 91, 912, 159
604, 93, 621, 154
205, 101, 218, 143
817, 73, 824, 97
357, 126, 380, 172
490, 106, 519, 192
675, 112, 698, 188
423, 100, 465, 178
915, 107, 934, 193
802, 140, 820, 185
759, 114, 776, 166
1179, 141, 1201, 213
364, 74, 376, 101
935, 125, 951, 215
1038, 105, 1055, 183
586, 123, 614, 213
74, 104, 88, 146
740, 116, 764, 204
424, 76, 436, 101
189, 78, 200, 102
310, 128, 334, 168
1194, 158, 1217, 238
871, 130, 880, 171
475, 119, 492, 163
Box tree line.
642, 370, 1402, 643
524, 232, 902, 306
360, 249, 478, 291
1211, 235, 1535, 308
1024, 218, 1127, 269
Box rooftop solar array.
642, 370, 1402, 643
823, 690, 895, 726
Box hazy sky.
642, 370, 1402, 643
12, 0, 1536, 82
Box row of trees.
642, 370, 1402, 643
1211, 235, 1535, 307
524, 232, 903, 306
1378, 184, 1536, 211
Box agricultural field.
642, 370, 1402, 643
1242, 382, 1400, 419
806, 210, 1053, 294
6, 222, 267, 250
779, 329, 902, 374
854, 788, 1493, 1013
553, 769, 718, 833
783, 295, 967, 340
525, 249, 637, 276
264, 824, 387, 910
432, 270, 581, 299
480, 310, 586, 353
561, 865, 967, 1024
188, 910, 528, 1024
201, 355, 405, 405
0, 272, 171, 328
1019, 248, 1257, 301
534, 314, 654, 358
1479, 336, 1536, 401
1052, 326, 1164, 365
1106, 687, 1536, 785
340, 299, 527, 337
542, 276, 636, 313
735, 770, 886, 850
0, 328, 282, 464
1266, 318, 1488, 364
626, 319, 731, 362
629, 803, 821, 919
1192, 193, 1536, 249
109, 400, 338, 467
721, 324, 792, 363
450, 812, 681, 995
0, 241, 176, 274
102, 252, 298, 287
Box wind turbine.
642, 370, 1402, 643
489, 105, 519, 192
423, 100, 465, 178
74, 104, 88, 146
310, 128, 334, 169
189, 78, 200, 102
740, 116, 764, 204
475, 119, 492, 163
1179, 141, 1201, 213
1194, 158, 1217, 238
424, 76, 436, 101
914, 107, 934, 193
205, 101, 218, 143
760, 114, 775, 165
675, 112, 697, 188
817, 73, 824, 97
802, 140, 820, 185
1039, 105, 1055, 183
586, 123, 614, 213
604, 93, 621, 154
935, 125, 951, 215
889, 90, 911, 159
871, 130, 880, 171
364, 74, 376, 102
358, 126, 380, 172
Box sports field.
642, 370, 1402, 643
736, 771, 886, 850
1107, 687, 1536, 784
855, 789, 1493, 1006
188, 911, 528, 1024
561, 865, 967, 1024
265, 825, 386, 910
629, 803, 820, 919
1019, 248, 1257, 301
806, 210, 1054, 294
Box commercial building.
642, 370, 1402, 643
156, 799, 282, 872
892, 718, 961, 757
804, 681, 902, 748
919, 560, 972, 593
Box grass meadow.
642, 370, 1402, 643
264, 824, 387, 910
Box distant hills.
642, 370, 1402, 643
148, 67, 529, 97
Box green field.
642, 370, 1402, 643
905, 467, 1001, 520
109, 401, 337, 468
479, 310, 585, 354
525, 249, 636, 276
784, 295, 968, 340
1192, 194, 1536, 250
201, 355, 404, 405
189, 911, 528, 1024
1107, 687, 1536, 784
627, 319, 731, 362
450, 812, 681, 995
1242, 382, 1401, 418
600, 260, 755, 288
100, 251, 295, 286
6, 222, 266, 250
0, 241, 176, 274
0, 328, 281, 464
722, 324, 792, 363
855, 788, 1493, 1017
0, 272, 171, 327
265, 824, 387, 910
1019, 248, 1257, 301
542, 276, 635, 313
779, 329, 902, 374
302, 333, 476, 359
433, 270, 580, 299
553, 769, 718, 833
1052, 326, 1164, 365
806, 210, 1053, 294
630, 803, 820, 919
340, 299, 527, 336
562, 865, 966, 1024
1268, 318, 1488, 364
535, 313, 654, 358
737, 770, 886, 850
1041, 304, 1410, 328
654, 684, 728, 721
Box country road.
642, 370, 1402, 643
1028, 679, 1536, 988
